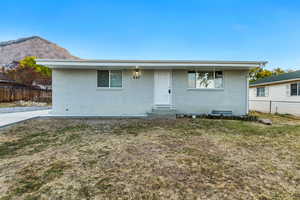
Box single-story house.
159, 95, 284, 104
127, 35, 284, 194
36, 59, 266, 117
249, 70, 300, 116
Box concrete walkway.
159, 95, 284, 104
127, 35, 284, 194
0, 106, 51, 114
0, 110, 50, 128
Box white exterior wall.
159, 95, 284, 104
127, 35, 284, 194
52, 68, 249, 116
173, 70, 249, 115
52, 69, 154, 116
249, 83, 300, 116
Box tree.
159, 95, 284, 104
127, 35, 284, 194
19, 56, 52, 77
249, 67, 290, 82
6, 56, 51, 86
249, 67, 272, 82
272, 67, 285, 76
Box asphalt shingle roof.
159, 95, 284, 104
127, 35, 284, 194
250, 70, 300, 85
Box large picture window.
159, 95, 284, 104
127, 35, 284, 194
97, 70, 122, 88
290, 83, 300, 96
188, 71, 223, 89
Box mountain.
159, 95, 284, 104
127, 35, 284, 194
0, 36, 78, 68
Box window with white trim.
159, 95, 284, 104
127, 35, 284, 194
290, 83, 300, 96
188, 71, 224, 89
97, 70, 122, 88
256, 87, 266, 97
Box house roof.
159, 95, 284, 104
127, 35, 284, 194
36, 59, 267, 70
250, 70, 300, 86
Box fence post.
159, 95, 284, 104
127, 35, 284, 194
269, 100, 272, 113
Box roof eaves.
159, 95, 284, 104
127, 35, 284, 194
35, 59, 268, 65
250, 70, 300, 86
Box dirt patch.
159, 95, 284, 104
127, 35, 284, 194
251, 111, 300, 126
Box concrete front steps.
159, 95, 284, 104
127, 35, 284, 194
147, 105, 177, 119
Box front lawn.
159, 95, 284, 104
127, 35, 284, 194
0, 115, 299, 199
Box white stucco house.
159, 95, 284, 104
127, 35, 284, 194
249, 70, 300, 116
36, 59, 266, 117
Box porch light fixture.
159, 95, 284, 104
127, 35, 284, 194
133, 67, 141, 79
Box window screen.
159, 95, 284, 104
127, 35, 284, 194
188, 71, 196, 88
97, 70, 122, 88
110, 70, 122, 87
215, 71, 224, 88
97, 70, 109, 87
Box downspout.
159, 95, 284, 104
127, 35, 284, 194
246, 72, 250, 115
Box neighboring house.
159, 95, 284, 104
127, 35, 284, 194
249, 70, 300, 116
0, 72, 26, 87
0, 72, 49, 89
32, 79, 52, 90
36, 59, 266, 117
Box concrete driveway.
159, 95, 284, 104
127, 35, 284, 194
0, 110, 50, 128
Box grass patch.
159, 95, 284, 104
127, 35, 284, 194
2, 161, 70, 199
0, 124, 89, 159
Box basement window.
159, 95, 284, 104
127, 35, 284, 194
97, 70, 122, 88
188, 71, 223, 89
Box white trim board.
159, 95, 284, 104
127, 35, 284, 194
36, 59, 267, 70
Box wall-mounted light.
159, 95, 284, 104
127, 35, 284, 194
133, 67, 141, 79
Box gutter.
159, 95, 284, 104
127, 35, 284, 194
36, 59, 267, 69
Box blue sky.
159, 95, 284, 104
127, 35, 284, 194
1, 0, 300, 70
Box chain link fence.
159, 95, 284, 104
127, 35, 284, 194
249, 100, 300, 116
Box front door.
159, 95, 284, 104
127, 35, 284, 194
154, 70, 172, 105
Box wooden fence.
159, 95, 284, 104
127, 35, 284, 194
0, 86, 52, 103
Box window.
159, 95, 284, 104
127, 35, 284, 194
290, 83, 300, 96
256, 87, 266, 97
188, 71, 224, 89
97, 70, 122, 88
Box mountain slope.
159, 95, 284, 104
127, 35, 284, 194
0, 36, 78, 68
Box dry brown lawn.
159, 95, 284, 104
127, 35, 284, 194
0, 114, 299, 200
